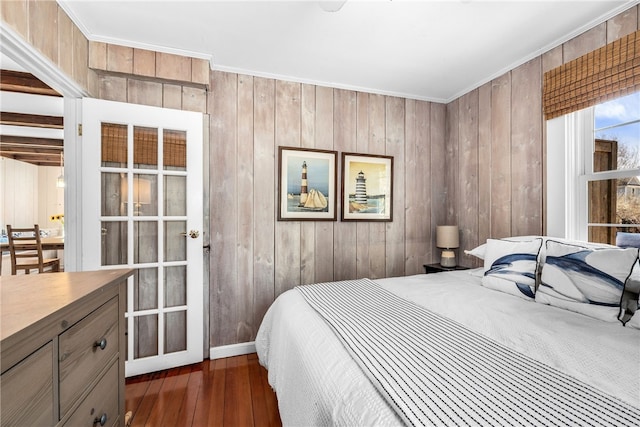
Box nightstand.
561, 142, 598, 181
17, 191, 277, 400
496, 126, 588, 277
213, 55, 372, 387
423, 263, 470, 274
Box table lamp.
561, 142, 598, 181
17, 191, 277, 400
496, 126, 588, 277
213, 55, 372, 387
121, 176, 152, 215
133, 177, 151, 215
437, 225, 459, 267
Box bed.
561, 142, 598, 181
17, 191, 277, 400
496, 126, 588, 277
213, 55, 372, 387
256, 237, 640, 426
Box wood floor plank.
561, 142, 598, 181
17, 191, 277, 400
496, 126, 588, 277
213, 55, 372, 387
125, 354, 281, 427
158, 364, 193, 426
144, 367, 181, 426
192, 359, 216, 426
175, 364, 203, 426
209, 357, 227, 426
124, 373, 153, 422
259, 360, 281, 426
248, 354, 270, 425
224, 355, 254, 427
129, 370, 168, 427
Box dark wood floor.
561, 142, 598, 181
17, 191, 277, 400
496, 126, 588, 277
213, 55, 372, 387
125, 353, 282, 426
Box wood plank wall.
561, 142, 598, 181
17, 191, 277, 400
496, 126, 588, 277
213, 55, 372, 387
83, 39, 211, 114
447, 5, 639, 268
3, 1, 638, 351
209, 72, 446, 346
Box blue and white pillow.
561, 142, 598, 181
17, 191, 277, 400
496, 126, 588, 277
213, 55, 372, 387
481, 238, 542, 300
619, 259, 640, 329
536, 240, 638, 322
626, 305, 640, 329
465, 235, 615, 267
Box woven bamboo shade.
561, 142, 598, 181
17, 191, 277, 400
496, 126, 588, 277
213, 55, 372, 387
101, 123, 127, 166
543, 29, 640, 120
163, 129, 186, 169
134, 126, 158, 167
101, 123, 186, 168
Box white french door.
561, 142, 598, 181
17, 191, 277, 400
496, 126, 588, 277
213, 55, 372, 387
81, 98, 203, 377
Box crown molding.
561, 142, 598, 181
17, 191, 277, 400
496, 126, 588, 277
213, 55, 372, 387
445, 0, 640, 103
87, 34, 213, 62
210, 63, 448, 104
58, 0, 211, 62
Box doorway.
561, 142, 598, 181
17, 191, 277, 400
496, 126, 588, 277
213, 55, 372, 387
0, 52, 66, 274
1, 24, 87, 272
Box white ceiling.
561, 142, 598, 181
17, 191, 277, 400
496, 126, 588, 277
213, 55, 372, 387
58, 0, 636, 102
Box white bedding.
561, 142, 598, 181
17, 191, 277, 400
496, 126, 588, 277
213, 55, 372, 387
255, 270, 640, 426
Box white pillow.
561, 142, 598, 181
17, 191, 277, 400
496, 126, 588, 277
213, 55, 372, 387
536, 240, 638, 322
464, 235, 539, 260
481, 238, 542, 300
464, 244, 487, 260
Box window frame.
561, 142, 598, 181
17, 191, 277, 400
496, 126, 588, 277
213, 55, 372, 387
547, 106, 640, 242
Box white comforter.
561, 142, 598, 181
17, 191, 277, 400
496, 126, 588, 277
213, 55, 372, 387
255, 270, 640, 426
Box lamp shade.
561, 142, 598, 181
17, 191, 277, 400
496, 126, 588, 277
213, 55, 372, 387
134, 178, 151, 205
436, 225, 459, 249
121, 176, 152, 204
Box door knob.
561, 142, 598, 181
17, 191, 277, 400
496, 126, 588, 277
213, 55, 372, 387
181, 230, 200, 239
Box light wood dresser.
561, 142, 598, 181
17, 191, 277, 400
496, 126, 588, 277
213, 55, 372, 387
0, 269, 133, 427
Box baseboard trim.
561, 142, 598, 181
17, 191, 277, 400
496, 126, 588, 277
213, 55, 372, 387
209, 342, 256, 360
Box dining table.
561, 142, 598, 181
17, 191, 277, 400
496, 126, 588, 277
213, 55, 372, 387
0, 236, 65, 251
0, 236, 64, 275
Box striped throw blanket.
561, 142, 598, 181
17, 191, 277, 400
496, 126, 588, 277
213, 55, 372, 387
296, 278, 640, 427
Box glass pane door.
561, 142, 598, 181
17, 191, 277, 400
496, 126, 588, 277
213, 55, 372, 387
82, 98, 203, 376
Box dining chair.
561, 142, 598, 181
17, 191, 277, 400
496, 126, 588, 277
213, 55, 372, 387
7, 224, 60, 275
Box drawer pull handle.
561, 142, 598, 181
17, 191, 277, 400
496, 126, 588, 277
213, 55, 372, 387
94, 338, 107, 350
93, 413, 107, 426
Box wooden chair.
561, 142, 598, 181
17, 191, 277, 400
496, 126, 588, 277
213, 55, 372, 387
7, 224, 60, 275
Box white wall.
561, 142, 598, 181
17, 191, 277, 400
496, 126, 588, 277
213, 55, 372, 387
1, 157, 64, 275
1, 157, 38, 232
37, 165, 65, 234
1, 157, 64, 233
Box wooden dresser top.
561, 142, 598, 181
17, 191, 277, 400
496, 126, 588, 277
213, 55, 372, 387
0, 269, 133, 343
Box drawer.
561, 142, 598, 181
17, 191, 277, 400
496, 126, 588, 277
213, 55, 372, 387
0, 343, 54, 427
64, 360, 119, 427
59, 297, 119, 417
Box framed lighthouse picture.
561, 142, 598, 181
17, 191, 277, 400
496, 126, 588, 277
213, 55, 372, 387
278, 146, 338, 221
341, 152, 393, 222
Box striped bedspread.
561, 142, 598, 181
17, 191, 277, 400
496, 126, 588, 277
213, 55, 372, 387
296, 278, 640, 427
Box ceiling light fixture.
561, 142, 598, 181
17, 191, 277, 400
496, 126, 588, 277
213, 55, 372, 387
56, 152, 65, 188
318, 1, 347, 12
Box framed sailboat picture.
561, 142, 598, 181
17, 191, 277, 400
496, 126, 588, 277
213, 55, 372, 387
278, 146, 338, 221
341, 153, 393, 222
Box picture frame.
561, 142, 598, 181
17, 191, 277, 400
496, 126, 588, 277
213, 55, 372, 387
278, 146, 338, 221
341, 152, 393, 222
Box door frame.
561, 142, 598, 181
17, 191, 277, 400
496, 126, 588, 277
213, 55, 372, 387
0, 23, 86, 272
1, 23, 210, 360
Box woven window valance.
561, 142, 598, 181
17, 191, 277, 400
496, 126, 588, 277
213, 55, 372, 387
543, 29, 640, 120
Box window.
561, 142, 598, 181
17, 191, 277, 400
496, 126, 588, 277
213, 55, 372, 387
589, 92, 640, 244
547, 91, 640, 245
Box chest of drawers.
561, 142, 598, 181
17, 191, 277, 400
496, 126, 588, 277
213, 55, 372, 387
0, 269, 133, 427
